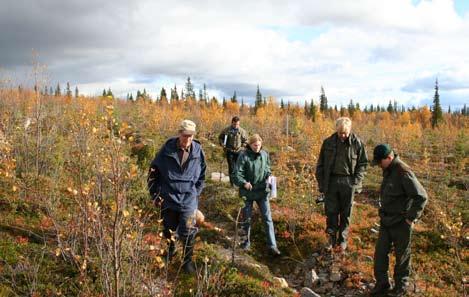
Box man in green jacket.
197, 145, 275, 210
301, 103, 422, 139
219, 116, 248, 185
315, 117, 368, 251
370, 144, 428, 297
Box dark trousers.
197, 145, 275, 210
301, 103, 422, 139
324, 176, 355, 245
161, 208, 197, 241
226, 151, 240, 185
374, 220, 412, 288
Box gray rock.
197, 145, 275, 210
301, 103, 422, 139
323, 282, 334, 290
330, 271, 342, 282
273, 277, 289, 288
300, 287, 321, 297
304, 269, 320, 288
304, 257, 317, 269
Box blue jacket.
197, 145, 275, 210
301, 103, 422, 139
148, 137, 206, 212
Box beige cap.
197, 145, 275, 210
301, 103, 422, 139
179, 119, 196, 135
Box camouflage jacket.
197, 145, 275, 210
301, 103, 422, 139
379, 154, 428, 226
218, 126, 248, 153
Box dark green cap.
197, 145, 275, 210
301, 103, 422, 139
371, 144, 392, 166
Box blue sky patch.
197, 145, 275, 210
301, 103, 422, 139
454, 0, 469, 17
262, 24, 329, 42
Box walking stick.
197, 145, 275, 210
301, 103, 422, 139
219, 151, 224, 182
220, 134, 227, 182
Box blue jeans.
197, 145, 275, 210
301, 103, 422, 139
241, 197, 277, 248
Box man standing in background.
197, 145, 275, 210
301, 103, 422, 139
219, 116, 248, 185
315, 117, 368, 252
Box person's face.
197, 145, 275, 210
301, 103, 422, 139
337, 126, 351, 142
249, 140, 262, 153
231, 121, 240, 129
379, 155, 393, 169
178, 133, 194, 149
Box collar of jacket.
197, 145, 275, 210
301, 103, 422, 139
176, 138, 191, 152
383, 153, 399, 176
161, 137, 200, 160
331, 132, 354, 146
246, 146, 262, 158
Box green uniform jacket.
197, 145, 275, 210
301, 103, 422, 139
218, 126, 248, 152
379, 154, 428, 227
233, 147, 271, 200
315, 132, 368, 194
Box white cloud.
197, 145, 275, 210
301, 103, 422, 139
1, 0, 468, 108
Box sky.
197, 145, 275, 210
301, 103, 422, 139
1, 0, 468, 110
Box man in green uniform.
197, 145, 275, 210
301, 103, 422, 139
315, 117, 368, 251
370, 144, 428, 297
219, 116, 248, 185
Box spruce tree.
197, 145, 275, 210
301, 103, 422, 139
387, 100, 394, 113
171, 85, 179, 101
65, 82, 71, 98
254, 85, 262, 112
231, 91, 237, 103
75, 86, 79, 98
55, 83, 61, 96
319, 86, 328, 113
185, 77, 195, 99
431, 78, 443, 128
310, 99, 317, 122
203, 84, 208, 101
304, 101, 310, 116
160, 87, 167, 101
280, 99, 285, 110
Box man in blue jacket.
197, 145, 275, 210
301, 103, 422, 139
147, 120, 206, 274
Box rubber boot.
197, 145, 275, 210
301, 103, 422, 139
181, 236, 196, 274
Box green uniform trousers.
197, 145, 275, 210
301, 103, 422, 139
374, 219, 412, 288
325, 175, 355, 245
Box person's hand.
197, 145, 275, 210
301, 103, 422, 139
244, 182, 252, 191
153, 196, 163, 207
405, 219, 413, 226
